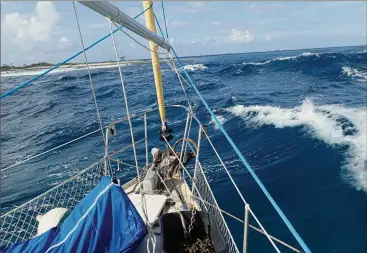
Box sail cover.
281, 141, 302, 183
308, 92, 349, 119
1, 176, 147, 253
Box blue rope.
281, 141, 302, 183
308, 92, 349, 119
153, 13, 165, 39
170, 47, 312, 253
161, 1, 169, 39
0, 4, 153, 100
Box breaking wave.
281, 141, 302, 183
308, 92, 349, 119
226, 99, 367, 193
183, 64, 208, 71
210, 115, 227, 130
342, 66, 367, 82
242, 52, 321, 66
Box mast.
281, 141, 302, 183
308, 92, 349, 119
142, 0, 172, 141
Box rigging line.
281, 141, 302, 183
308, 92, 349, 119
108, 21, 157, 252
201, 129, 247, 205
161, 1, 169, 39
0, 113, 140, 173
0, 4, 153, 99
111, 21, 167, 55
170, 47, 312, 253
153, 12, 165, 39
108, 19, 140, 181
0, 128, 102, 173
72, 1, 105, 144
161, 53, 193, 89
184, 134, 278, 252
160, 135, 209, 211
191, 195, 302, 253
166, 54, 193, 112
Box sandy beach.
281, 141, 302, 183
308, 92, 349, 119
0, 60, 150, 77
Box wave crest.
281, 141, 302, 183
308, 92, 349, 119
183, 64, 208, 71
227, 99, 367, 193
242, 52, 321, 66
342, 66, 367, 82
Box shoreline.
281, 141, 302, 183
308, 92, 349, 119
0, 60, 151, 76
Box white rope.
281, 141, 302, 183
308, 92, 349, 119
248, 207, 281, 252
155, 172, 172, 195
108, 138, 146, 158
108, 19, 155, 253
182, 131, 283, 253
167, 53, 194, 113
191, 126, 203, 197
108, 19, 140, 183
201, 129, 248, 205
72, 2, 105, 144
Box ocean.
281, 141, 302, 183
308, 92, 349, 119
1, 45, 366, 252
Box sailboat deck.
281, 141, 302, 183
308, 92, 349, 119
123, 176, 198, 253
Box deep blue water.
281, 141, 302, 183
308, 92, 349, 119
1, 45, 366, 252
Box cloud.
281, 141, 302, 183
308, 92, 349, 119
246, 3, 287, 15
209, 21, 222, 26
265, 33, 273, 41
224, 29, 254, 44
60, 37, 70, 42
129, 44, 136, 50
2, 1, 60, 47
187, 29, 255, 46
179, 2, 215, 14
170, 20, 189, 27
125, 6, 145, 24
88, 23, 106, 29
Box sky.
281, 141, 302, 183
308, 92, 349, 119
1, 1, 366, 66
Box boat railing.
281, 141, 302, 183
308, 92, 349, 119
157, 106, 303, 253
0, 160, 106, 247
1, 105, 302, 252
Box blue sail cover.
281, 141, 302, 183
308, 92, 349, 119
1, 176, 147, 253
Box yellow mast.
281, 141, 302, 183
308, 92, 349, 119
142, 0, 166, 127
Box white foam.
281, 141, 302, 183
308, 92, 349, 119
243, 52, 320, 66
183, 64, 208, 71
227, 99, 367, 193
1, 67, 78, 77
342, 66, 367, 82
0, 63, 129, 77
210, 115, 227, 130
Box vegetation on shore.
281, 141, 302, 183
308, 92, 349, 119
1, 62, 55, 71
0, 58, 152, 72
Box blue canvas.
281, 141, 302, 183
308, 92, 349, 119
1, 176, 147, 253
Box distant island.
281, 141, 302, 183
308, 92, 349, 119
0, 58, 152, 73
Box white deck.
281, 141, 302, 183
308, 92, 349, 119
123, 177, 198, 253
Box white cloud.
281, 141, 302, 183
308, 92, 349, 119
168, 38, 175, 45
125, 6, 145, 24
224, 29, 254, 44
88, 23, 106, 29
170, 20, 189, 27
180, 2, 215, 14
209, 21, 222, 26
186, 29, 254, 46
3, 1, 60, 47
60, 37, 70, 42
246, 3, 287, 15
265, 33, 273, 41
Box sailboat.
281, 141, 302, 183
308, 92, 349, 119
0, 2, 311, 253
